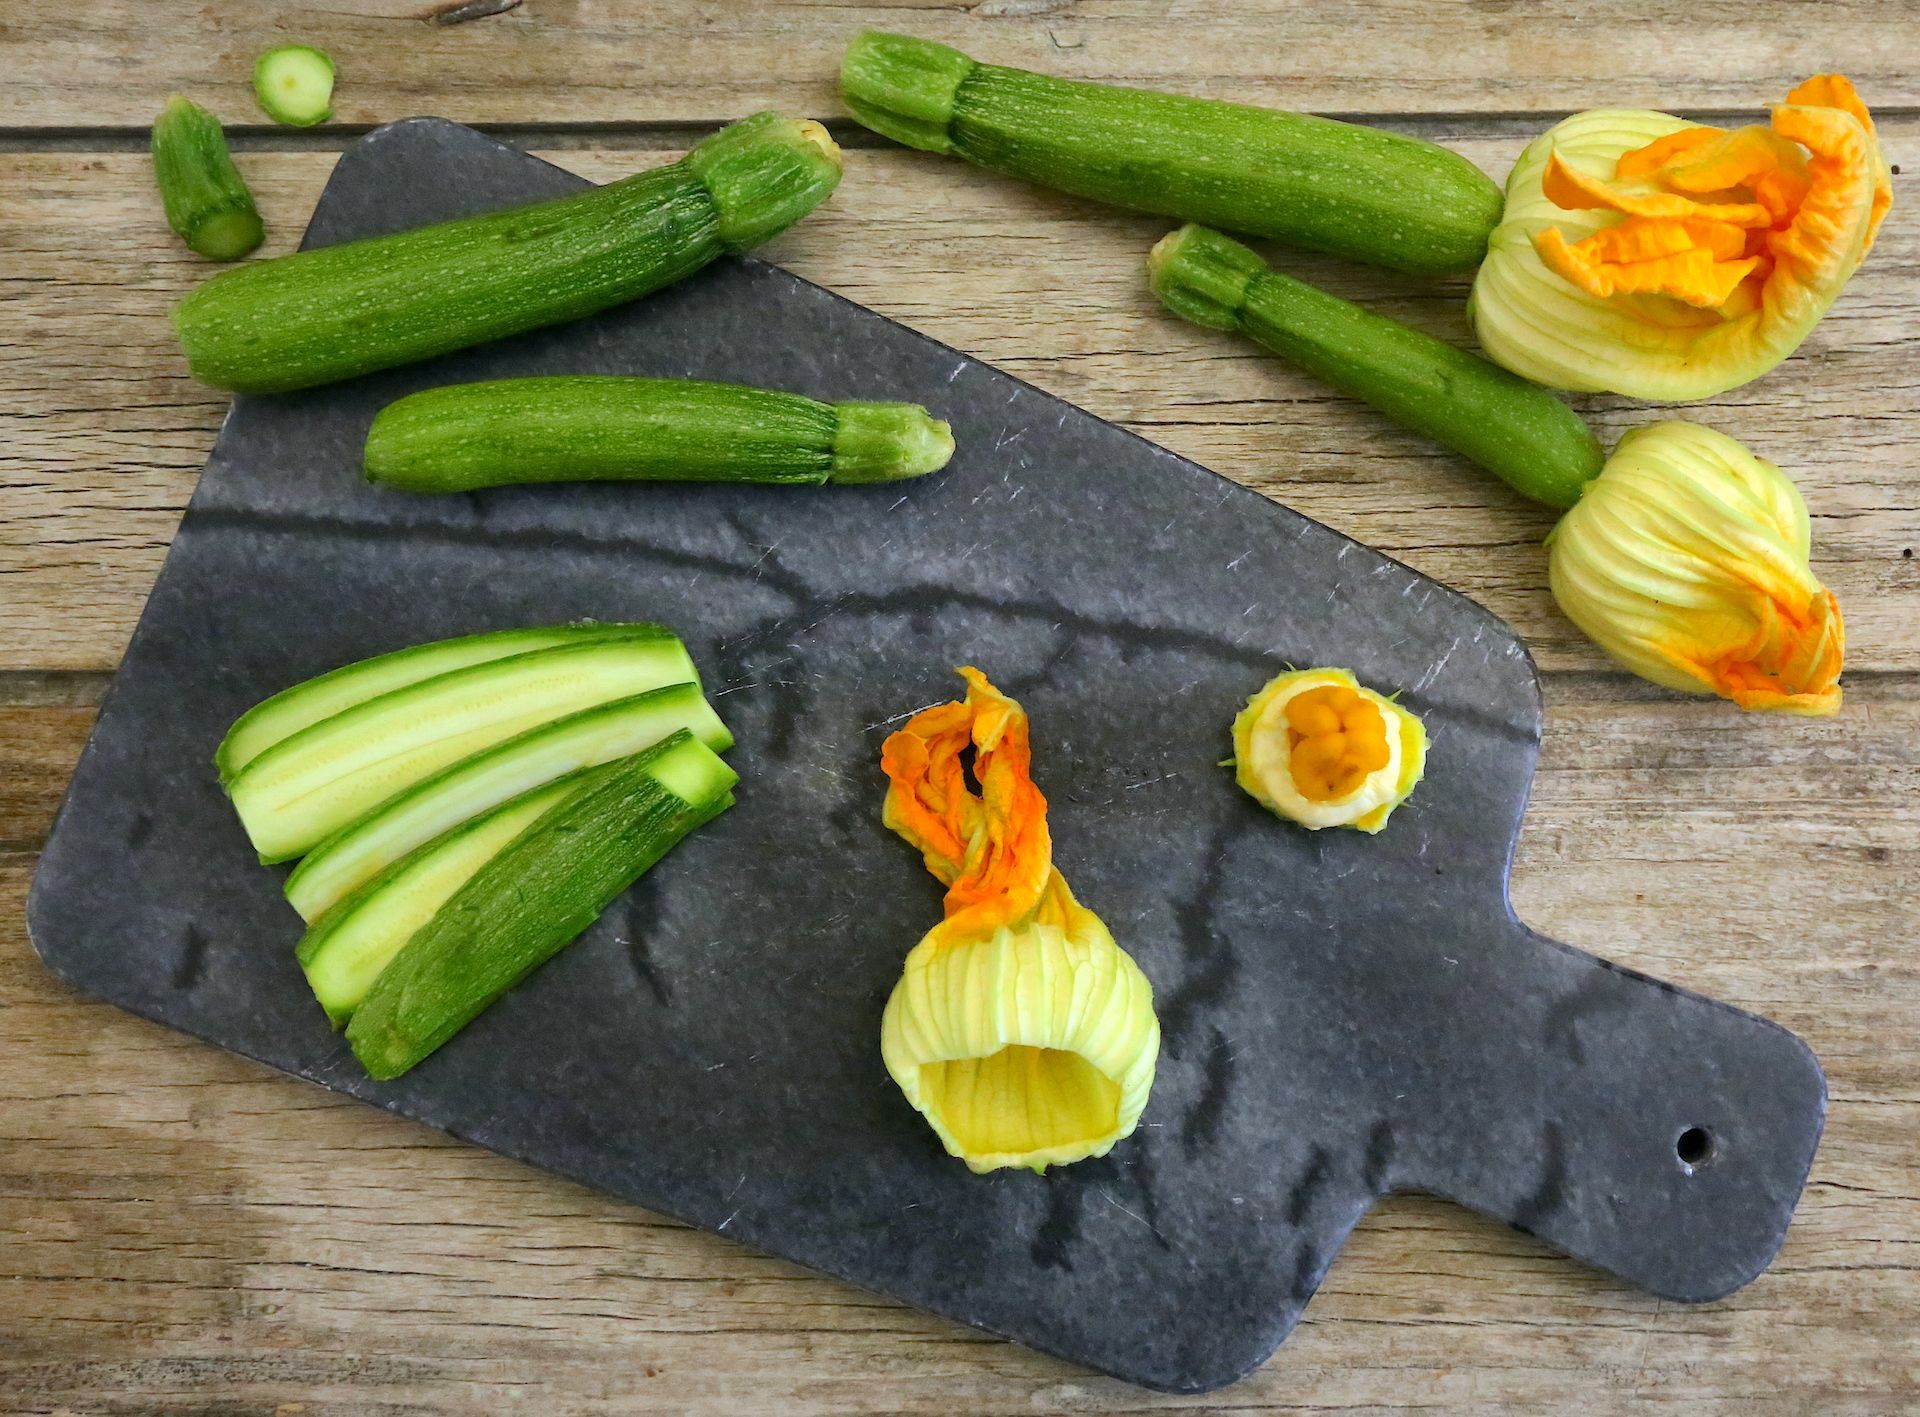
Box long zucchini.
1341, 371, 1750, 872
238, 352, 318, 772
1149, 224, 1604, 509
173, 112, 842, 393
150, 96, 264, 262
284, 681, 730, 922
364, 376, 956, 493
346, 731, 737, 1079
227, 636, 698, 862
840, 32, 1502, 276
297, 765, 609, 1024
217, 622, 671, 782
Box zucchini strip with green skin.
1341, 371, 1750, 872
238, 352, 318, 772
364, 376, 955, 493
227, 636, 698, 862
173, 112, 842, 393
284, 681, 730, 922
840, 31, 1502, 276
1149, 225, 1604, 509
217, 622, 673, 783
150, 96, 264, 262
346, 731, 737, 1079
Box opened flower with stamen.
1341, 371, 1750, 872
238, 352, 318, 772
1470, 75, 1891, 399
878, 668, 1159, 1174
1231, 668, 1427, 833
1550, 420, 1843, 715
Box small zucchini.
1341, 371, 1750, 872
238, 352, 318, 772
173, 111, 842, 393
1149, 225, 1603, 509
284, 681, 730, 922
217, 622, 670, 782
226, 635, 699, 862
253, 45, 336, 128
150, 96, 264, 262
346, 731, 737, 1079
364, 376, 956, 493
840, 31, 1502, 276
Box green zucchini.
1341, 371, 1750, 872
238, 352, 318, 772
285, 681, 730, 922
346, 731, 737, 1078
297, 764, 610, 1024
1149, 225, 1603, 509
226, 635, 698, 862
150, 96, 264, 262
217, 622, 671, 783
253, 45, 335, 128
840, 31, 1502, 276
363, 376, 956, 493
173, 111, 842, 393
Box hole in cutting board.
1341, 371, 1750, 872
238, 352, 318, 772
1675, 1126, 1715, 1171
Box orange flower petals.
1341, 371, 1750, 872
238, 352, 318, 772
1786, 73, 1892, 245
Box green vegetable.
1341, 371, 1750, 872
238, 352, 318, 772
285, 682, 730, 922
226, 635, 699, 862
150, 96, 264, 262
1149, 225, 1604, 509
173, 112, 843, 393
364, 376, 956, 493
297, 766, 607, 1024
253, 45, 336, 128
346, 731, 737, 1078
217, 622, 669, 782
840, 31, 1502, 276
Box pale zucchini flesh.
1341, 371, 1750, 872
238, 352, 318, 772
227, 636, 698, 862
284, 681, 730, 922
217, 622, 672, 782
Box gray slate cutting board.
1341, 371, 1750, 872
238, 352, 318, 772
28, 120, 1826, 1392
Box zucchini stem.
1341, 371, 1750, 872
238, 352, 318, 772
150, 96, 264, 262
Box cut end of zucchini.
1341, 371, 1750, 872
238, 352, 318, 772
253, 45, 336, 128
1147, 224, 1262, 334
191, 208, 268, 263
839, 30, 974, 155
828, 402, 956, 483
685, 111, 844, 253
151, 95, 265, 262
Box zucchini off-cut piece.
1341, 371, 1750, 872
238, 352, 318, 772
226, 635, 699, 863
253, 45, 336, 128
150, 96, 264, 262
217, 622, 674, 783
297, 764, 613, 1024
172, 112, 842, 393
284, 681, 730, 922
363, 376, 956, 493
346, 731, 738, 1079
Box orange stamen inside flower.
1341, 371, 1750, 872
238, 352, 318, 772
1283, 685, 1390, 802
1532, 74, 1887, 315
880, 667, 1063, 941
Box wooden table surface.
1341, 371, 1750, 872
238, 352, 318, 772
3, 4, 1916, 1412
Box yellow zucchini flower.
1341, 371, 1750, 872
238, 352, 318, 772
1230, 668, 1427, 833
1470, 75, 1891, 399
878, 668, 1159, 1174
1549, 421, 1843, 715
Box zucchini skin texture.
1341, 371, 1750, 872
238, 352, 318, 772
1150, 225, 1603, 509
150, 96, 264, 262
173, 112, 842, 393
345, 732, 736, 1079
841, 32, 1501, 276
363, 376, 955, 492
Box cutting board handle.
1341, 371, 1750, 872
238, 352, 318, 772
1384, 916, 1826, 1303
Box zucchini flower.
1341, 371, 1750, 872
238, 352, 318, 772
1470, 75, 1891, 399
878, 669, 1159, 1174
1549, 421, 1843, 715
1230, 668, 1427, 833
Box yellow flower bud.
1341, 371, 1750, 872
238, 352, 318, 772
1469, 76, 1890, 400
1548, 421, 1843, 714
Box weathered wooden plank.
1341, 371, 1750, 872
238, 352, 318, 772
2, 1, 1915, 131
3, 138, 1914, 674
0, 680, 1915, 1412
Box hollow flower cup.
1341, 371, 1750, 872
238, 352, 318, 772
1548, 421, 1844, 715
1470, 76, 1890, 399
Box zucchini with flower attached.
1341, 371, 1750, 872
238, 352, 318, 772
365, 377, 955, 493
173, 112, 843, 393
840, 31, 1502, 275
150, 96, 264, 262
